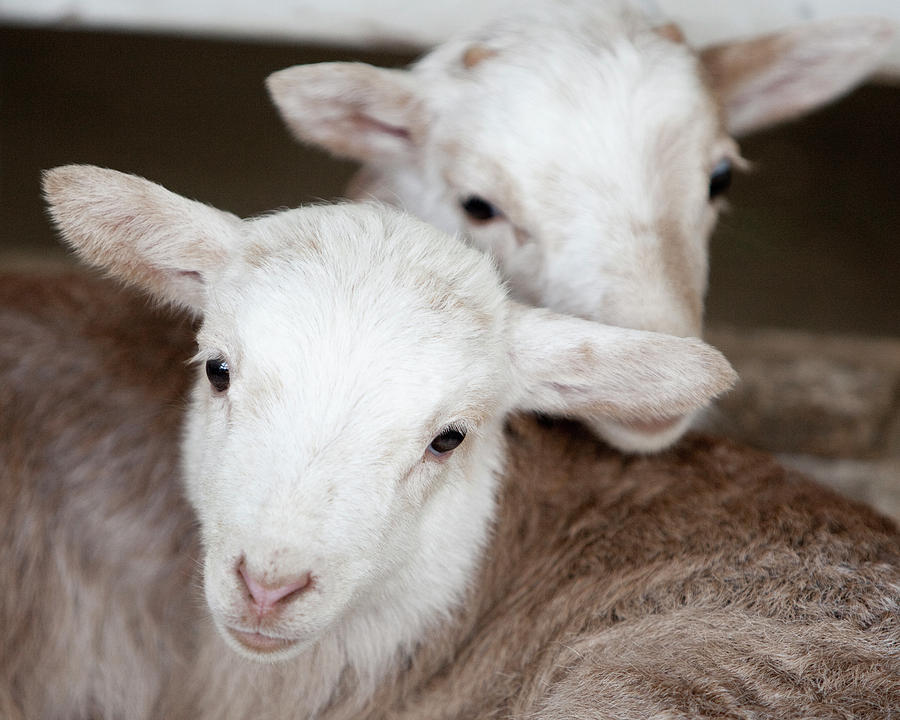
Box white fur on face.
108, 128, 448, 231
180, 206, 511, 664
394, 5, 735, 339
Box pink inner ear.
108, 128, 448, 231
350, 112, 410, 141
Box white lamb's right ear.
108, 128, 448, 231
43, 165, 241, 312
507, 304, 737, 423
701, 18, 896, 136
266, 62, 422, 162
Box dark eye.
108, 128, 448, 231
460, 196, 500, 222
709, 158, 732, 199
205, 357, 230, 392
427, 427, 466, 457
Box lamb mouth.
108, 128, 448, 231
227, 627, 299, 654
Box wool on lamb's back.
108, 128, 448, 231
0, 272, 197, 719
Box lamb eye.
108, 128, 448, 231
460, 196, 500, 222
709, 158, 732, 199
205, 358, 230, 392
427, 428, 466, 457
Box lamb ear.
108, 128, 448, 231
267, 62, 422, 162
43, 165, 240, 312
701, 18, 896, 136
507, 304, 737, 423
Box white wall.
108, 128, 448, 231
2, 0, 898, 76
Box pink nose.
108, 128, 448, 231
238, 560, 313, 614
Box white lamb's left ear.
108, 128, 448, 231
266, 62, 422, 162
43, 165, 241, 312
701, 18, 896, 136
507, 304, 737, 423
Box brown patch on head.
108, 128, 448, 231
462, 45, 498, 70
655, 212, 703, 334
244, 229, 324, 270
699, 35, 782, 107
637, 121, 709, 335
655, 23, 686, 45
626, 208, 701, 336
575, 341, 600, 372
244, 241, 270, 269
409, 265, 493, 330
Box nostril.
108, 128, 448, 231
237, 560, 313, 613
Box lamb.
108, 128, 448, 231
265, 0, 895, 452
2, 165, 898, 718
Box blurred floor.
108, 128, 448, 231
1, 25, 898, 336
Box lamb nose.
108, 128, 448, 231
237, 560, 313, 613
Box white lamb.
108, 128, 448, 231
2, 165, 898, 719
266, 0, 895, 452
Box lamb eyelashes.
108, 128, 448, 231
427, 427, 467, 458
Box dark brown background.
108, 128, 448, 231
2, 25, 898, 336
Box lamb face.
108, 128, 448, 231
43, 164, 736, 668
417, 23, 730, 340
182, 209, 512, 662
267, 3, 894, 452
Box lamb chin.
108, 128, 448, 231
220, 623, 310, 664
